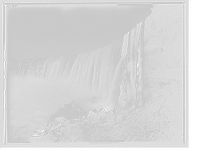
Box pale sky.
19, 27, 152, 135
6, 4, 152, 58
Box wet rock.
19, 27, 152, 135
49, 101, 88, 122
55, 116, 65, 122
87, 111, 99, 123
61, 123, 83, 142
97, 109, 116, 125
61, 120, 70, 142
41, 125, 48, 129
70, 102, 88, 119
81, 114, 88, 122
107, 111, 115, 121
47, 121, 53, 128
70, 123, 84, 142
62, 120, 70, 127
49, 122, 62, 132
98, 109, 106, 117
99, 116, 109, 124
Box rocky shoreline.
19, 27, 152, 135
30, 90, 182, 143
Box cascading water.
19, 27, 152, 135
135, 22, 145, 108
9, 39, 122, 110
7, 22, 144, 142
7, 39, 126, 142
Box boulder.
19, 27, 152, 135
50, 101, 86, 121
99, 116, 108, 126
87, 111, 99, 124
70, 123, 84, 142
61, 123, 83, 142
70, 102, 88, 120
98, 109, 106, 117
99, 109, 115, 125
61, 120, 70, 142
41, 125, 48, 129
55, 116, 65, 122
107, 111, 115, 121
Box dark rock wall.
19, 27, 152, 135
143, 5, 184, 142
143, 4, 183, 103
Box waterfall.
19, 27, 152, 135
135, 22, 145, 108
6, 22, 145, 144
109, 51, 127, 109
7, 22, 145, 110
8, 39, 124, 110
6, 42, 116, 142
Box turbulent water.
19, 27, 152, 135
6, 22, 143, 142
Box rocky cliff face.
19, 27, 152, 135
143, 5, 184, 142
111, 4, 184, 141
115, 5, 183, 111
